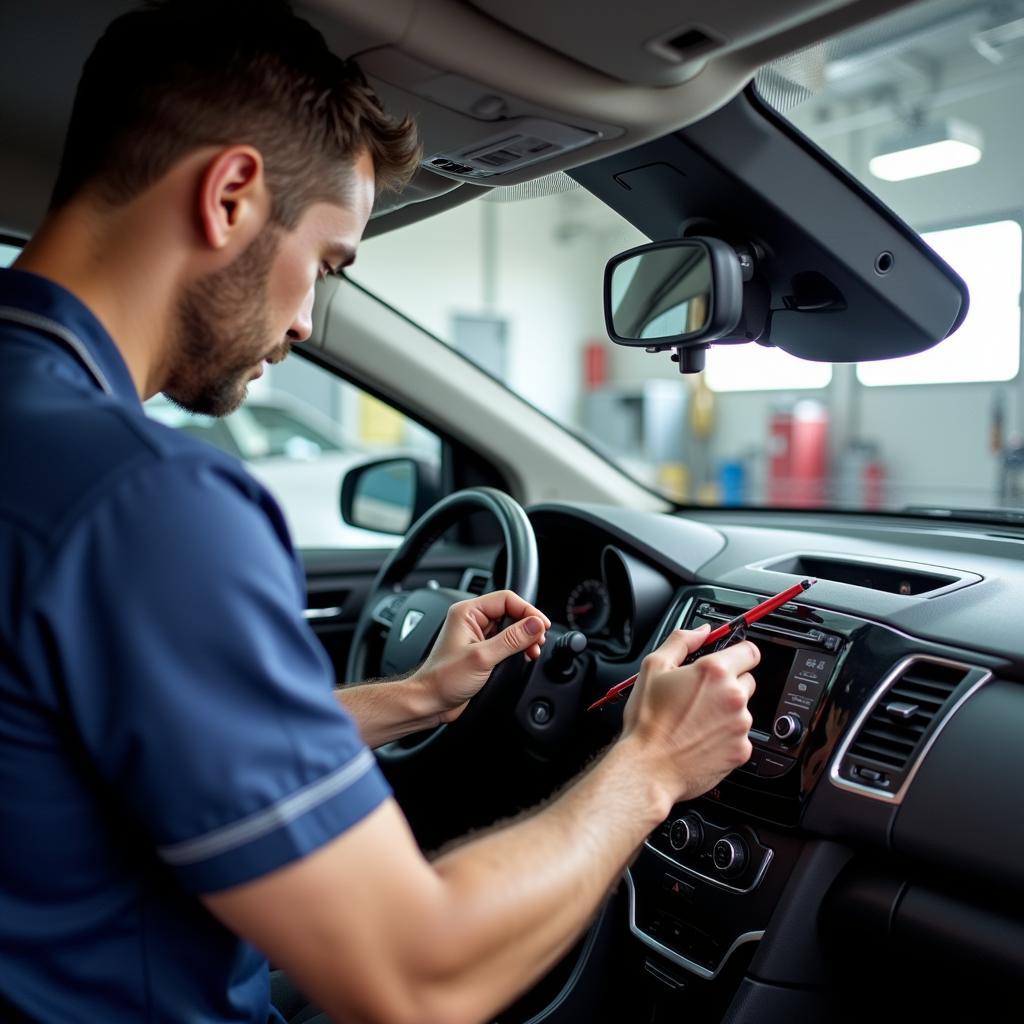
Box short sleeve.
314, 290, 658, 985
22, 455, 390, 893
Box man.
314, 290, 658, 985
0, 1, 759, 1021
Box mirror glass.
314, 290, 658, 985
348, 460, 416, 535
609, 243, 713, 341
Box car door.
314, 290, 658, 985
147, 352, 510, 681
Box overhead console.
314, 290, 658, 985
286, 0, 932, 231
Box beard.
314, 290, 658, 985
162, 227, 291, 417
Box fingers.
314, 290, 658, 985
479, 614, 548, 668
647, 624, 712, 668
467, 590, 551, 631
704, 639, 760, 677
737, 671, 757, 703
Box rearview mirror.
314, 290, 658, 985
604, 238, 746, 368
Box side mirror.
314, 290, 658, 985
604, 237, 751, 372
340, 457, 440, 536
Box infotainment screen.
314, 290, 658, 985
746, 636, 798, 733
688, 600, 840, 743
746, 635, 838, 735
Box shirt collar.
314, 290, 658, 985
0, 268, 141, 406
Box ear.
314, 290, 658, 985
196, 146, 269, 252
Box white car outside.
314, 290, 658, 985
145, 395, 404, 549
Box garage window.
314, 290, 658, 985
857, 219, 1022, 387
705, 343, 832, 393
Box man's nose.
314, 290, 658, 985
286, 284, 315, 342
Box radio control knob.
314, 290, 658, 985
713, 835, 748, 876
773, 713, 803, 744
668, 814, 703, 853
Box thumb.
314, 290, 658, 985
481, 616, 545, 667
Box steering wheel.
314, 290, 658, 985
345, 487, 539, 763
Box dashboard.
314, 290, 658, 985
509, 502, 1024, 1022
305, 499, 1024, 1022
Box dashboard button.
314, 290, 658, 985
737, 748, 763, 774
529, 699, 553, 725
662, 873, 695, 901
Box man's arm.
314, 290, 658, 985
205, 627, 757, 1024
336, 591, 550, 749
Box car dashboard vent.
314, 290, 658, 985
459, 568, 492, 596
833, 657, 987, 800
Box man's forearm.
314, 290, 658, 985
335, 677, 441, 749
416, 734, 674, 1023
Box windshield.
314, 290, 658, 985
352, 0, 1024, 515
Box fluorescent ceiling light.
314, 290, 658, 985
869, 119, 982, 182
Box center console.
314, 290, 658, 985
626, 584, 864, 981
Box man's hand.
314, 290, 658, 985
209, 620, 761, 1024
622, 624, 760, 805
413, 590, 551, 724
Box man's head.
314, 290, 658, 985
51, 0, 420, 414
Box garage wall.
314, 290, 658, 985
350, 191, 610, 424
586, 64, 1024, 509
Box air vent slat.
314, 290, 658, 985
892, 679, 956, 700
851, 737, 917, 762
460, 570, 491, 597
852, 726, 924, 750
840, 658, 971, 792
849, 748, 906, 770
894, 695, 947, 708
855, 722, 923, 744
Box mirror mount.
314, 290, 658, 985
665, 343, 708, 374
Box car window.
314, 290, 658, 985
146, 356, 442, 550
352, 0, 1023, 516
3, 237, 439, 550
238, 404, 341, 459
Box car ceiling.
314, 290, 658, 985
0, 0, 923, 240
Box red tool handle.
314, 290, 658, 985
586, 579, 816, 711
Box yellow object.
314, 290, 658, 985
358, 393, 404, 445
697, 481, 721, 506
657, 463, 689, 501
689, 373, 715, 438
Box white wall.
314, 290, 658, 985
600, 59, 1024, 509
349, 191, 612, 425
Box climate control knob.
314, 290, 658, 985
773, 713, 804, 744
668, 814, 704, 853
712, 835, 748, 877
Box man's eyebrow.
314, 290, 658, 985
327, 244, 357, 270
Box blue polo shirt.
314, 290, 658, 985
0, 269, 391, 1021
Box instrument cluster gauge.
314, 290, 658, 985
566, 578, 611, 635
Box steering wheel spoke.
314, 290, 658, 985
346, 488, 539, 764
370, 589, 409, 633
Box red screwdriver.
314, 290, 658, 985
587, 578, 817, 712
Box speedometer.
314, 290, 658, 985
566, 578, 610, 635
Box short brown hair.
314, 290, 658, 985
50, 0, 421, 226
